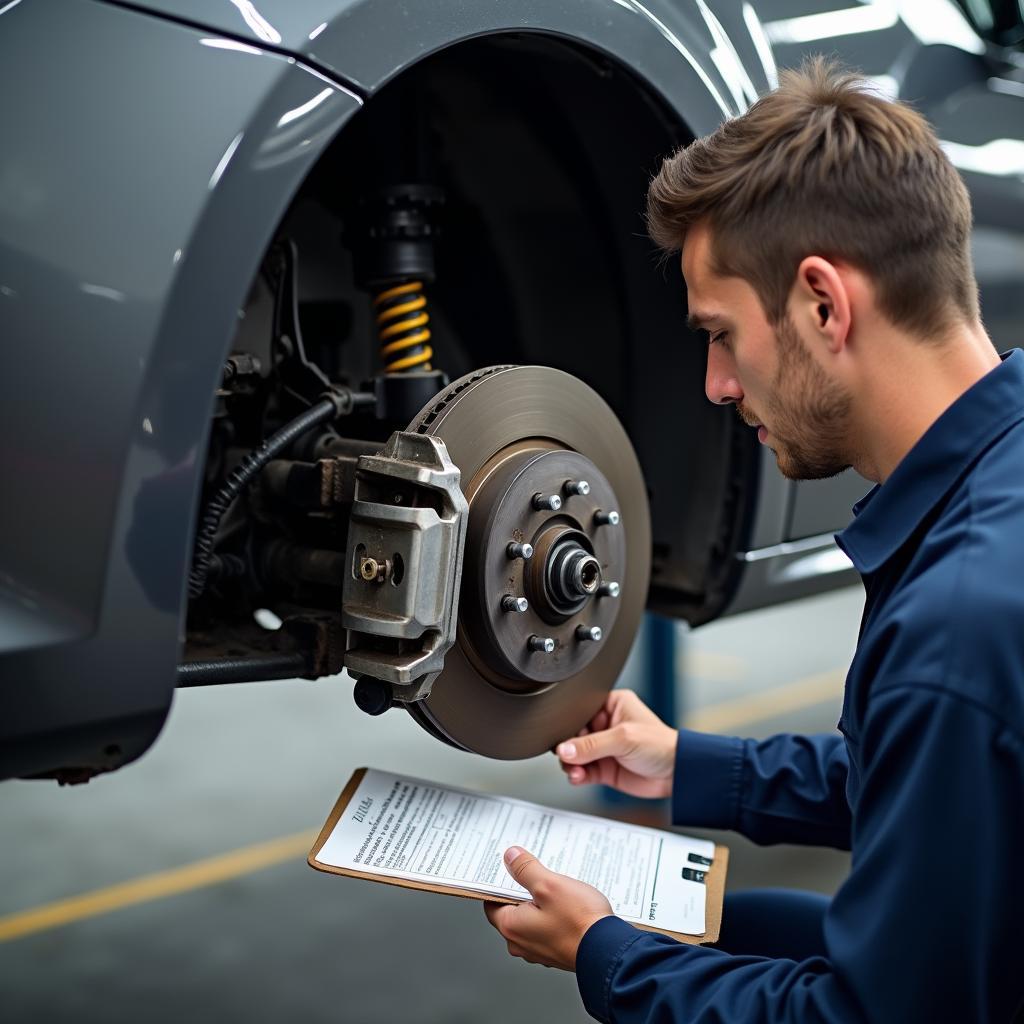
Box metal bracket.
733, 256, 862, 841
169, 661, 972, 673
341, 431, 468, 702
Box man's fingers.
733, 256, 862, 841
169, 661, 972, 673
551, 722, 589, 756
562, 760, 599, 786
557, 723, 634, 766
484, 900, 517, 935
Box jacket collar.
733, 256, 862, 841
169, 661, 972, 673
836, 349, 1024, 575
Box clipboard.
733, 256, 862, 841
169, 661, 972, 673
308, 767, 728, 945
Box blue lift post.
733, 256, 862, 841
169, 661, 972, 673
601, 612, 682, 809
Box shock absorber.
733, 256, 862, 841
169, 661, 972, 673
357, 184, 444, 374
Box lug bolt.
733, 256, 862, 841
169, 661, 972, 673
564, 479, 591, 497
532, 493, 562, 512
598, 581, 621, 598
502, 595, 529, 613
593, 509, 620, 527
528, 635, 556, 653
507, 541, 534, 560
576, 625, 603, 643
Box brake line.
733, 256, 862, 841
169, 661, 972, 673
187, 389, 367, 599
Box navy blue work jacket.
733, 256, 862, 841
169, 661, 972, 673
576, 350, 1024, 1023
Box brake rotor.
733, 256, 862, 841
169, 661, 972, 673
404, 365, 650, 759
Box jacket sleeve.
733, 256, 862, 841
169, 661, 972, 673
671, 728, 852, 848
577, 686, 1024, 1023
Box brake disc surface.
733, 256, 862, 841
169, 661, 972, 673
405, 365, 650, 759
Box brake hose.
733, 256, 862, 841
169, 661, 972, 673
188, 393, 351, 599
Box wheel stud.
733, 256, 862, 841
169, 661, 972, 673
502, 595, 529, 613
564, 479, 591, 497
598, 581, 620, 598
593, 509, 620, 527
507, 541, 534, 560
575, 625, 603, 643
528, 635, 556, 653
532, 493, 562, 512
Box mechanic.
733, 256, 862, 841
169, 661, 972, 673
483, 57, 1024, 1023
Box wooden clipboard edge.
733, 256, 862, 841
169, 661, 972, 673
308, 767, 727, 946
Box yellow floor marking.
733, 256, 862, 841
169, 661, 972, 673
684, 667, 846, 734
0, 668, 847, 944
0, 830, 314, 943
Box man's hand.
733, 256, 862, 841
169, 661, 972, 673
483, 847, 614, 971
557, 688, 677, 798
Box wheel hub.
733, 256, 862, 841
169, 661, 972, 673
460, 445, 625, 691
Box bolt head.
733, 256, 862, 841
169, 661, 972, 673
502, 595, 529, 613
507, 542, 534, 560
353, 677, 393, 716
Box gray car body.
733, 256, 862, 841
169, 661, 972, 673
1, 0, 1021, 779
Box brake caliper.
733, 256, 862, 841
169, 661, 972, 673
341, 431, 468, 704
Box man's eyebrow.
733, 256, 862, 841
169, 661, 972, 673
686, 310, 721, 332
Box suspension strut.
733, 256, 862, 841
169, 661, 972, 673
358, 184, 444, 374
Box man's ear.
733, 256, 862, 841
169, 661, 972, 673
790, 256, 852, 354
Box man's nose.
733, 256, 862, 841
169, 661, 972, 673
705, 345, 743, 406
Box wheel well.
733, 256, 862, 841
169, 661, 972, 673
246, 32, 756, 621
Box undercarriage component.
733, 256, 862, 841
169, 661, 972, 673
399, 365, 650, 759
189, 394, 342, 598
461, 444, 624, 686
369, 369, 451, 425
180, 612, 347, 688
187, 387, 371, 599
357, 184, 444, 374
341, 430, 469, 702
177, 653, 308, 687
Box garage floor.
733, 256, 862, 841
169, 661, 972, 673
0, 586, 862, 1023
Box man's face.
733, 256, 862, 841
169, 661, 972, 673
681, 224, 852, 481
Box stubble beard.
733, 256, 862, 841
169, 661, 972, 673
742, 316, 853, 482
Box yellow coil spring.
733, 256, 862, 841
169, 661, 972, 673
373, 281, 433, 372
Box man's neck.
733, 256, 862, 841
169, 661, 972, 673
851, 321, 1001, 484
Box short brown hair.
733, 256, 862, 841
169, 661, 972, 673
647, 57, 978, 337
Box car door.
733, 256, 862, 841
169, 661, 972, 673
717, 0, 1024, 615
